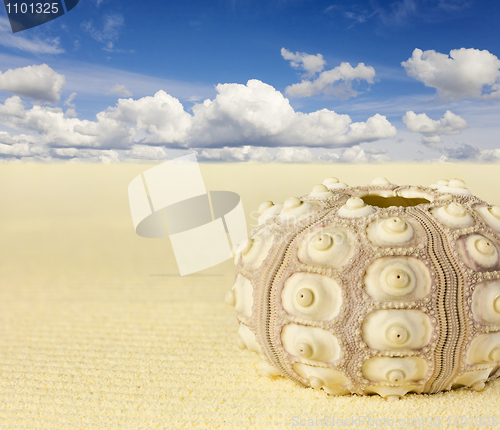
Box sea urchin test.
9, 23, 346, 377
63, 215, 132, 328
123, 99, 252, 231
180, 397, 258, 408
225, 177, 500, 400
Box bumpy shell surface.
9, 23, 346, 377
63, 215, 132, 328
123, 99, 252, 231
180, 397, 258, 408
226, 177, 500, 400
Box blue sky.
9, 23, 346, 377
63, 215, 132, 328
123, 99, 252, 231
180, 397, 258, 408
0, 0, 499, 162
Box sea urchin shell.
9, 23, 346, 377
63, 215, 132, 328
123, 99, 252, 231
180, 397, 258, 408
226, 177, 500, 400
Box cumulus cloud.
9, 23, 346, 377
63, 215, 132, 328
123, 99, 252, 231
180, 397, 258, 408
281, 48, 326, 77
0, 79, 397, 158
195, 146, 273, 162
107, 84, 132, 97
0, 130, 44, 158
0, 131, 37, 145
189, 80, 396, 147
0, 142, 45, 157
275, 147, 313, 163
0, 96, 133, 149
0, 64, 65, 103
283, 48, 376, 99
320, 146, 391, 163
403, 110, 468, 143
0, 17, 64, 54
402, 48, 500, 100
106, 90, 192, 145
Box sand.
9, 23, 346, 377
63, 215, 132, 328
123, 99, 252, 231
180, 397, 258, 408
1, 162, 499, 429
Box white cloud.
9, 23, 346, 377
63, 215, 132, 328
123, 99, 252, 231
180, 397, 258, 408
339, 146, 369, 162
0, 79, 397, 155
0, 64, 65, 103
319, 151, 340, 162
437, 143, 500, 162
0, 130, 44, 158
195, 146, 273, 162
125, 144, 168, 160
0, 142, 45, 157
275, 147, 313, 163
189, 80, 396, 147
320, 146, 391, 163
285, 61, 376, 99
339, 145, 391, 162
53, 147, 120, 163
0, 96, 133, 149
402, 48, 500, 100
403, 110, 468, 143
281, 48, 326, 77
82, 14, 125, 44
282, 48, 376, 99
106, 84, 132, 97
106, 90, 191, 145
0, 17, 64, 54
64, 92, 77, 108
0, 131, 37, 145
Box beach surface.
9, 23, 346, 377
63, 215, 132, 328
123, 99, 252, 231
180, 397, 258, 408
1, 162, 500, 429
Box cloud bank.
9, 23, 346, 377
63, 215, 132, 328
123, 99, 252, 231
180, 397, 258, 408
0, 69, 397, 151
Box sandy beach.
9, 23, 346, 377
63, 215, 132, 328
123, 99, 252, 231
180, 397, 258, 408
1, 162, 500, 429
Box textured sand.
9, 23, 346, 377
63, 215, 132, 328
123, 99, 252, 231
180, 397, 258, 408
1, 162, 499, 429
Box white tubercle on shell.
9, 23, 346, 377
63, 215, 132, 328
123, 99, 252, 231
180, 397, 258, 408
281, 272, 342, 320
309, 184, 334, 198
431, 202, 475, 229
364, 257, 431, 301
337, 197, 375, 218
237, 323, 261, 354
227, 176, 500, 399
277, 197, 316, 223
258, 201, 284, 225
370, 177, 391, 186
297, 227, 355, 269
472, 280, 500, 325
281, 323, 341, 363
226, 274, 253, 318
459, 234, 499, 270
476, 205, 500, 232
467, 332, 500, 364
367, 217, 415, 246
322, 177, 348, 190
453, 369, 492, 392
430, 179, 449, 189
237, 232, 275, 270
293, 363, 350, 395
362, 356, 428, 399
362, 310, 432, 351
437, 178, 473, 196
